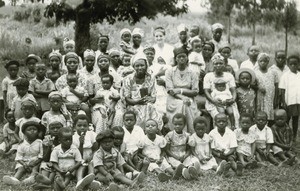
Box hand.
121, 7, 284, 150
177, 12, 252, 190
144, 96, 155, 103
259, 88, 266, 94
182, 97, 191, 106
65, 171, 72, 177
106, 173, 114, 182
263, 150, 269, 157
156, 77, 165, 86
225, 98, 235, 106
136, 98, 147, 105
23, 164, 31, 172
156, 158, 163, 165
79, 134, 85, 144
213, 99, 223, 107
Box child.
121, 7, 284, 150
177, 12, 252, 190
234, 113, 258, 168
272, 109, 300, 165
250, 111, 282, 166
218, 44, 239, 74
29, 62, 55, 118
269, 50, 289, 82
21, 54, 41, 81
174, 24, 188, 48
188, 37, 205, 77
165, 114, 200, 180
120, 28, 135, 55
279, 54, 300, 141
47, 50, 62, 83
255, 53, 279, 125
211, 23, 225, 51
0, 110, 18, 157
188, 25, 200, 49
117, 54, 135, 78
2, 60, 20, 110
236, 68, 257, 116
210, 79, 235, 129
11, 78, 37, 120
240, 45, 260, 70
188, 117, 218, 171
61, 38, 83, 73
93, 129, 145, 189
95, 34, 109, 60
3, 121, 44, 185
209, 113, 243, 176
51, 127, 96, 190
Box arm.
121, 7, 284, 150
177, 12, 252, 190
183, 145, 192, 161
279, 89, 286, 109
274, 83, 279, 109
96, 166, 114, 181
223, 148, 236, 157
250, 142, 256, 158
120, 45, 136, 55
117, 164, 125, 174
265, 143, 272, 154
67, 161, 81, 173
164, 144, 179, 160
70, 88, 85, 100
52, 162, 63, 173
35, 90, 54, 96
3, 91, 7, 110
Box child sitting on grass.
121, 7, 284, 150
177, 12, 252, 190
21, 54, 41, 81
234, 113, 258, 169
188, 116, 218, 171
165, 114, 201, 180
93, 129, 145, 190
209, 113, 243, 177
47, 50, 62, 83
3, 121, 44, 186
272, 109, 300, 165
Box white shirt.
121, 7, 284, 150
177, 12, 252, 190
240, 59, 259, 70
249, 125, 273, 149
279, 70, 300, 106
227, 58, 239, 74
209, 127, 237, 154
269, 64, 289, 82
153, 43, 174, 66
139, 135, 167, 160
122, 125, 145, 154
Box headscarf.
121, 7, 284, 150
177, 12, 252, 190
97, 54, 111, 62
64, 52, 79, 63
173, 47, 189, 58
63, 38, 75, 48
25, 54, 42, 63
21, 99, 37, 109
132, 28, 144, 38
211, 53, 225, 64
49, 50, 62, 61
211, 23, 224, 32
143, 45, 155, 54
190, 36, 202, 45
257, 53, 270, 61
131, 53, 148, 67
177, 24, 187, 33
83, 49, 95, 58
218, 43, 231, 53
48, 91, 72, 123
49, 91, 63, 99
120, 28, 131, 38
108, 49, 120, 58
203, 41, 215, 53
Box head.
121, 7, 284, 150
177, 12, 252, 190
133, 58, 147, 77
112, 126, 124, 147
214, 113, 228, 132
274, 109, 288, 127
154, 27, 166, 45
193, 116, 208, 138
5, 109, 15, 124
257, 53, 270, 70
22, 121, 41, 141
247, 45, 260, 61
172, 113, 186, 134
58, 127, 73, 149
25, 54, 41, 72
120, 28, 132, 43
97, 55, 110, 72
211, 53, 225, 74
239, 113, 253, 132
211, 23, 224, 42
173, 47, 189, 68
157, 57, 166, 65
109, 49, 121, 68
83, 49, 96, 71
48, 92, 63, 111
48, 121, 63, 137
21, 100, 36, 118
63, 38, 75, 53
14, 78, 29, 97
145, 119, 158, 136
5, 60, 20, 78
96, 129, 115, 152
123, 111, 137, 129
101, 74, 114, 90
287, 54, 300, 73
238, 70, 252, 87
49, 51, 62, 70
191, 38, 202, 53
98, 35, 109, 52
202, 42, 215, 59
255, 111, 268, 129
35, 63, 47, 79
122, 54, 132, 67
214, 81, 226, 92
219, 46, 231, 59
189, 25, 199, 38
65, 52, 79, 73
74, 114, 89, 136
66, 73, 78, 89
275, 50, 286, 68
143, 46, 155, 63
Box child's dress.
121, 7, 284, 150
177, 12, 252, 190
122, 125, 146, 155
72, 131, 97, 160
0, 123, 18, 152
188, 51, 205, 76
120, 41, 135, 55
271, 124, 293, 154
188, 133, 217, 170
117, 65, 135, 79
236, 87, 256, 115
234, 128, 257, 157
249, 125, 274, 151
1, 76, 20, 109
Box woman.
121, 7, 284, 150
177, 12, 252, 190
203, 53, 240, 129
153, 27, 175, 66
121, 54, 163, 130
165, 47, 201, 133
202, 41, 215, 74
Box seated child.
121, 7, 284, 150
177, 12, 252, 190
234, 113, 258, 168
93, 129, 145, 189
51, 128, 96, 190
250, 111, 282, 166
21, 54, 41, 81
3, 121, 44, 185
0, 110, 18, 157
117, 54, 135, 78
165, 114, 201, 180
188, 117, 218, 171
272, 109, 299, 165
120, 28, 135, 55
47, 50, 62, 83
209, 113, 243, 176
210, 78, 235, 129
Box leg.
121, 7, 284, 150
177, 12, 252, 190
141, 158, 150, 174
14, 166, 26, 180
95, 172, 109, 185
237, 153, 247, 167
227, 155, 237, 171
292, 116, 299, 140
267, 153, 280, 166
226, 106, 235, 129
275, 151, 288, 161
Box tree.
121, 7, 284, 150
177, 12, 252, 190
45, 0, 188, 56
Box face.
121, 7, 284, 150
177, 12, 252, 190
194, 123, 206, 138
122, 56, 131, 66
113, 131, 124, 147
49, 96, 63, 111
66, 58, 79, 72
275, 52, 286, 67
258, 57, 269, 70
215, 83, 226, 92
101, 138, 114, 152
288, 58, 299, 73
25, 125, 39, 140
27, 59, 36, 72
98, 37, 109, 51
97, 58, 110, 71
145, 120, 158, 135
48, 124, 62, 137
213, 29, 223, 42
84, 56, 95, 69
213, 61, 225, 73
179, 31, 187, 43
101, 77, 113, 90
202, 44, 213, 58
50, 57, 60, 69
133, 34, 142, 46
240, 117, 252, 131
123, 114, 136, 128
220, 48, 231, 59
176, 53, 188, 67
64, 44, 75, 53
192, 41, 202, 53
248, 46, 260, 60
6, 111, 15, 123
122, 32, 131, 43
173, 117, 185, 133
17, 86, 28, 97
67, 76, 78, 88
133, 59, 147, 76
7, 64, 19, 78
36, 64, 47, 78
60, 132, 73, 149
189, 28, 198, 38
255, 114, 268, 128
275, 112, 287, 127
154, 31, 165, 44
75, 119, 89, 135
145, 51, 155, 63
215, 114, 228, 131
22, 105, 35, 118
239, 72, 251, 87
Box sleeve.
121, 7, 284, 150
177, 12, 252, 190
191, 71, 199, 92
278, 74, 286, 90
229, 131, 238, 148
28, 79, 35, 92
230, 59, 239, 73
227, 73, 236, 88
273, 70, 279, 84
38, 141, 43, 159
188, 52, 197, 63
74, 148, 83, 162
203, 73, 211, 89
266, 127, 274, 144
209, 132, 216, 149
1, 78, 7, 92
188, 134, 196, 147
149, 76, 157, 98
3, 125, 8, 138
158, 136, 167, 148
122, 77, 131, 98
165, 68, 174, 91
87, 77, 95, 96
11, 97, 16, 111
15, 144, 24, 161
90, 131, 97, 144
93, 151, 104, 168
50, 148, 58, 163
116, 150, 126, 166
47, 80, 56, 91
72, 134, 79, 148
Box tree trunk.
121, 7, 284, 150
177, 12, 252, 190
227, 15, 231, 43
285, 26, 288, 55
252, 22, 256, 45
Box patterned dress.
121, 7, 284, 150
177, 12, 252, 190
236, 87, 256, 116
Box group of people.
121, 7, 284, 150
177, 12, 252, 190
1, 22, 300, 190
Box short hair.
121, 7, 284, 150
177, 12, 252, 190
58, 127, 73, 139
239, 113, 253, 121
154, 27, 166, 36
13, 78, 29, 87
49, 121, 64, 129
66, 73, 78, 81
172, 113, 186, 125
121, 54, 132, 61
255, 111, 268, 119
101, 74, 114, 83
73, 114, 89, 126
287, 54, 300, 63
275, 50, 285, 57
4, 109, 13, 119
193, 116, 208, 128
5, 60, 20, 69
123, 110, 137, 120
96, 129, 114, 143
111, 126, 124, 133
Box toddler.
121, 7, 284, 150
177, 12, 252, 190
188, 25, 200, 49
120, 28, 135, 55
21, 54, 41, 81
2, 60, 20, 110
47, 50, 62, 83
188, 37, 205, 77
3, 121, 44, 185
117, 54, 135, 78
240, 45, 260, 70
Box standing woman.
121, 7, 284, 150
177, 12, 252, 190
165, 47, 201, 133
202, 41, 215, 74
153, 27, 175, 66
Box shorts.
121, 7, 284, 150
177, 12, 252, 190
40, 162, 53, 172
